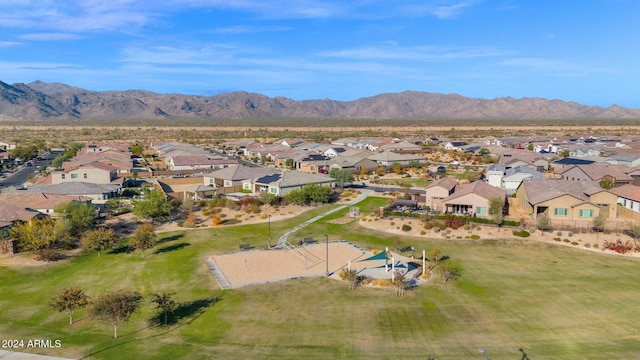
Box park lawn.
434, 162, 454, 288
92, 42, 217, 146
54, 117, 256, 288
1, 198, 639, 359
371, 178, 431, 187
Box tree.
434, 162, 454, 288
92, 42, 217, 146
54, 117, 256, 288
9, 217, 59, 252
391, 162, 403, 175
428, 247, 441, 269
437, 262, 462, 282
130, 224, 157, 257
285, 158, 294, 169
591, 213, 607, 233
359, 166, 368, 179
49, 287, 89, 325
56, 201, 96, 238
329, 168, 354, 189
536, 214, 553, 232
11, 145, 38, 161
283, 188, 306, 205
599, 178, 614, 190
130, 144, 144, 156
258, 191, 277, 206
488, 196, 505, 226
81, 228, 119, 257
303, 184, 331, 204
408, 159, 421, 169
339, 268, 359, 291
132, 189, 173, 222
392, 270, 409, 296
90, 290, 142, 338
150, 291, 177, 324
626, 221, 640, 248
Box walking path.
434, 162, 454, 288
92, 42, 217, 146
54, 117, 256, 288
274, 190, 372, 248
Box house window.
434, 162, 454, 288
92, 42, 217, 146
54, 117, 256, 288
579, 209, 593, 218
243, 183, 250, 190
61, 174, 66, 179
209, 179, 213, 184
554, 208, 568, 216
476, 207, 487, 215
270, 188, 277, 194
83, 173, 88, 179
71, 173, 79, 179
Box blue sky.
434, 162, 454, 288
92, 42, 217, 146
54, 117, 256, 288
1, 1, 638, 107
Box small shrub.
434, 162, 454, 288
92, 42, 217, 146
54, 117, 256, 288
593, 243, 599, 249
602, 239, 634, 254
420, 230, 426, 235
219, 213, 227, 218
563, 238, 570, 243
584, 243, 591, 248
512, 230, 530, 237
424, 222, 433, 230
571, 241, 579, 246
557, 231, 562, 236
470, 234, 480, 240
568, 232, 574, 237
390, 222, 395, 226
177, 220, 184, 227
553, 237, 561, 242
476, 226, 481, 231
401, 224, 412, 232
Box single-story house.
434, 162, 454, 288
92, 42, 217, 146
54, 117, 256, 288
442, 180, 506, 217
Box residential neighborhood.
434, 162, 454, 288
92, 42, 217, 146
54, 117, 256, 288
4, 132, 640, 254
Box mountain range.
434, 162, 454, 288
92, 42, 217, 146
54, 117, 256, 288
1, 80, 639, 121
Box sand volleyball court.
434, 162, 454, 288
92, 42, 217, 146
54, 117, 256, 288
205, 241, 367, 289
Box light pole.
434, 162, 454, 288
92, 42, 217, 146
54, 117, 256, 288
268, 214, 271, 249
325, 234, 329, 277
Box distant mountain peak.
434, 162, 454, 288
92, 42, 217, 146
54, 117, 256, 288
0, 80, 638, 121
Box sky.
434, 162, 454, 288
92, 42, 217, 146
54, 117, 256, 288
0, 0, 639, 107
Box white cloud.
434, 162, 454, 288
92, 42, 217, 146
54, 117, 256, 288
0, 41, 20, 48
214, 25, 293, 34
321, 44, 507, 61
19, 32, 82, 41
501, 57, 615, 76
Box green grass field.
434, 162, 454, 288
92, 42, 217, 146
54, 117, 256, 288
1, 197, 639, 359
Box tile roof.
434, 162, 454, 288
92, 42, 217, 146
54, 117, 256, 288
204, 164, 280, 181
558, 164, 633, 182
610, 184, 640, 202
0, 202, 40, 224
443, 180, 505, 203
426, 177, 458, 191
521, 179, 606, 205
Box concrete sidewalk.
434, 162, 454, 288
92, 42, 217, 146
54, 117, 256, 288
275, 190, 372, 248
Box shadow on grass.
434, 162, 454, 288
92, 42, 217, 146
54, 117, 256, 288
110, 245, 134, 255
157, 233, 185, 244
81, 296, 222, 359
154, 242, 190, 254
148, 296, 222, 327
221, 218, 242, 225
